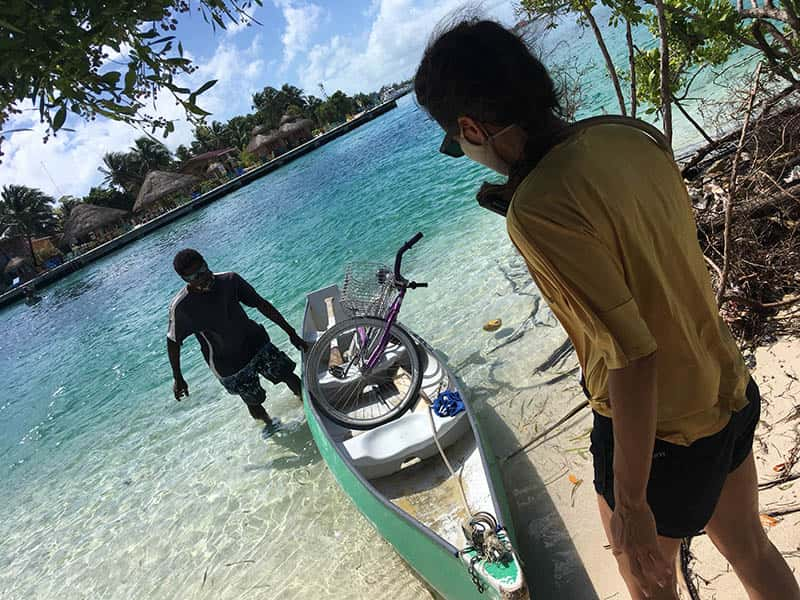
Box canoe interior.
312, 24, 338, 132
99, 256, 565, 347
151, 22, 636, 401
302, 284, 494, 548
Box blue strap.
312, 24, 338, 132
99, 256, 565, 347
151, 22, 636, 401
432, 390, 465, 417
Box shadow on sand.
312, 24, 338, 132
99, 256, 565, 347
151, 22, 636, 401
474, 389, 600, 600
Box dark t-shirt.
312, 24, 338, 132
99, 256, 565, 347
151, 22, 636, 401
167, 272, 269, 377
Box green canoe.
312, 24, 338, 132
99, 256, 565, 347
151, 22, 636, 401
302, 285, 530, 600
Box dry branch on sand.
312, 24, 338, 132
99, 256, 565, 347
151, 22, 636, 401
682, 87, 800, 346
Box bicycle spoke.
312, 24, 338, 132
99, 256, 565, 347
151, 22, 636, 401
308, 317, 422, 428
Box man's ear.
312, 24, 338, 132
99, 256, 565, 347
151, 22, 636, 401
457, 116, 487, 145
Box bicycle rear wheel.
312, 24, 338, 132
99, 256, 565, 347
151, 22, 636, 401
305, 317, 423, 430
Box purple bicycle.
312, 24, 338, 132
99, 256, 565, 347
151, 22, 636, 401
305, 233, 428, 429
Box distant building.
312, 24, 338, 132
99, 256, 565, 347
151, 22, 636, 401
179, 148, 238, 178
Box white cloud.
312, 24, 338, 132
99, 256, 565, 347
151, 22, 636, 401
0, 37, 269, 199
297, 0, 517, 95
275, 0, 323, 67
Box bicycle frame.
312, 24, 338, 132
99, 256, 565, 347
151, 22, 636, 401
362, 286, 406, 370
345, 232, 425, 375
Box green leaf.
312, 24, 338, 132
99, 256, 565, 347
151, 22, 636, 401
212, 12, 227, 29
0, 18, 24, 33
101, 71, 121, 85
194, 79, 218, 96
185, 102, 211, 116
124, 64, 137, 94
178, 41, 184, 57
52, 105, 67, 130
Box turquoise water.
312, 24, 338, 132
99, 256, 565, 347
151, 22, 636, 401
0, 22, 751, 598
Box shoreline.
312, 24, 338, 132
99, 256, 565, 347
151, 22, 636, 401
0, 97, 402, 311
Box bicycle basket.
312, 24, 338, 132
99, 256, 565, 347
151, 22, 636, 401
340, 262, 396, 318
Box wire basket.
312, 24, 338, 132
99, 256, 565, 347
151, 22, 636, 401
341, 262, 396, 318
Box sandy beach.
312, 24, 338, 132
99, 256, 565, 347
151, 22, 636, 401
492, 320, 800, 599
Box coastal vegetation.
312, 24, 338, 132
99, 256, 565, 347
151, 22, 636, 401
0, 0, 264, 157
518, 0, 800, 345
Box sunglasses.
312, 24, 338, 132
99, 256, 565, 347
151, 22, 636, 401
439, 134, 464, 158
182, 264, 212, 282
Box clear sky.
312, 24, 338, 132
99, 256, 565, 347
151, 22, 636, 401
0, 0, 517, 199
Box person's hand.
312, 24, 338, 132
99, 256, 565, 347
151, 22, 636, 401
173, 377, 189, 401
610, 501, 673, 598
290, 333, 309, 353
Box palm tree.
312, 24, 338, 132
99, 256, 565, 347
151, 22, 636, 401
130, 137, 173, 173
0, 185, 57, 266
280, 83, 307, 108
99, 137, 172, 196
54, 195, 81, 233
99, 151, 141, 193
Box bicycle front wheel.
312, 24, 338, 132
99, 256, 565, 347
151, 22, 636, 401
305, 317, 423, 430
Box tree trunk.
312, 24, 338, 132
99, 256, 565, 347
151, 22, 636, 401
626, 19, 638, 118
654, 0, 673, 143
581, 3, 628, 116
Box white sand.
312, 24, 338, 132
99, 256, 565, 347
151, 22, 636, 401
494, 336, 800, 599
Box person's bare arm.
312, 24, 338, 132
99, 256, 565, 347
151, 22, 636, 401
167, 338, 189, 400
608, 351, 672, 597
254, 296, 308, 351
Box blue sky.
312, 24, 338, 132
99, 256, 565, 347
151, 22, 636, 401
0, 0, 517, 199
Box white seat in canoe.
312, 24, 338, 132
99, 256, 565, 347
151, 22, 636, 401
342, 410, 469, 480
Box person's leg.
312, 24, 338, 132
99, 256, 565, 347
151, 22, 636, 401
597, 496, 682, 600
246, 401, 272, 424
257, 342, 301, 400
704, 451, 800, 600
282, 372, 301, 397
221, 366, 273, 425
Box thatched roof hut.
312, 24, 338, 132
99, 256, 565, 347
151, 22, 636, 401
61, 203, 129, 246
133, 171, 200, 213
278, 118, 314, 135
4, 256, 30, 274
278, 118, 314, 147
245, 132, 286, 158
178, 148, 236, 177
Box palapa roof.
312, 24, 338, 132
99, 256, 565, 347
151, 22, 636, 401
179, 148, 235, 172
4, 256, 31, 274
61, 203, 129, 246
278, 118, 313, 135
133, 170, 201, 212
245, 132, 282, 154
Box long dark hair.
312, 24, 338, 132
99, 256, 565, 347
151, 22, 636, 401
414, 17, 564, 182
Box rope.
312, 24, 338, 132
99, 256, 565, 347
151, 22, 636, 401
426, 401, 472, 515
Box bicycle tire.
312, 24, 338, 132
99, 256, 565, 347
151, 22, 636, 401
305, 317, 423, 430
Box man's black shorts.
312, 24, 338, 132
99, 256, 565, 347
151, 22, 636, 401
589, 378, 761, 538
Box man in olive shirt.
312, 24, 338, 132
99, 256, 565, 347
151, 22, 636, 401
166, 248, 307, 427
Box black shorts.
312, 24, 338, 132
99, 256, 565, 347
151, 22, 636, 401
218, 342, 296, 406
589, 378, 761, 538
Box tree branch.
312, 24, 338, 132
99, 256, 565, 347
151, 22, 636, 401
626, 19, 637, 119
580, 1, 627, 115
717, 61, 762, 305
654, 0, 673, 142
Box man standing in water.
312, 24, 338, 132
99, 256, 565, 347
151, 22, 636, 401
166, 248, 308, 429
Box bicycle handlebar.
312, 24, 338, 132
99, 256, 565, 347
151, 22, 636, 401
394, 232, 426, 288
